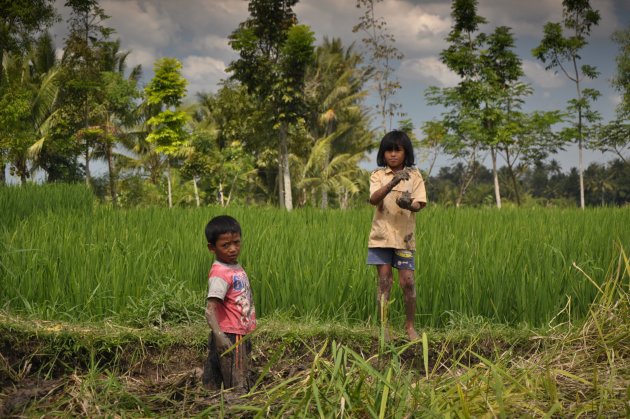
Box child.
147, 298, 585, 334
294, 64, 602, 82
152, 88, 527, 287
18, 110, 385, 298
202, 215, 256, 391
367, 130, 426, 340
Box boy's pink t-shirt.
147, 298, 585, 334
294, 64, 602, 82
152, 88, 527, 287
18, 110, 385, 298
207, 261, 256, 335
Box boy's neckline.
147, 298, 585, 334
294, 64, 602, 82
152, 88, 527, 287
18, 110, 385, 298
213, 259, 241, 268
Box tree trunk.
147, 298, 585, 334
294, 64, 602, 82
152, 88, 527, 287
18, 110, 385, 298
193, 176, 200, 207
105, 117, 117, 207
491, 147, 501, 209
578, 137, 585, 209
341, 188, 349, 210
455, 153, 477, 208
106, 143, 117, 206
321, 189, 328, 209
0, 162, 6, 185
279, 123, 293, 211
504, 148, 521, 206
226, 171, 240, 207
84, 145, 91, 186
166, 162, 173, 208
278, 164, 285, 209
218, 181, 224, 206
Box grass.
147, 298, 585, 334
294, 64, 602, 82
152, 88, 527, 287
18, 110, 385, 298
0, 247, 627, 417
1, 184, 629, 328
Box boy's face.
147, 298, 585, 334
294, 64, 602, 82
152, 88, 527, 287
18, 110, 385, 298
208, 232, 241, 265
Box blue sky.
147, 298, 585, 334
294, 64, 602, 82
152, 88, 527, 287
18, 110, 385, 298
49, 0, 630, 172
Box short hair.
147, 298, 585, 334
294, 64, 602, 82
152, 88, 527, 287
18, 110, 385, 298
205, 215, 241, 245
376, 130, 415, 167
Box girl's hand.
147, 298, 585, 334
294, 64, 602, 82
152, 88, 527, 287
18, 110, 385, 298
396, 191, 414, 210
389, 169, 410, 188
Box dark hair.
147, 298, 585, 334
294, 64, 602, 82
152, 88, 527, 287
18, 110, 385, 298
376, 130, 415, 167
205, 215, 241, 245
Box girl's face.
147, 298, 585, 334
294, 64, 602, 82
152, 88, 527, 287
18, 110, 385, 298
384, 145, 405, 171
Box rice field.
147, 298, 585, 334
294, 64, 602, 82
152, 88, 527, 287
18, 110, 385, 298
1, 184, 628, 327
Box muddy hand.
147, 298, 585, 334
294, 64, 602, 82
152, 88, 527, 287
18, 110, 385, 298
214, 332, 231, 354
391, 168, 410, 186
396, 191, 414, 210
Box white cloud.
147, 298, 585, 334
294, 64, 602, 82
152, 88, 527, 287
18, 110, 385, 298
522, 60, 565, 89
399, 56, 459, 87
125, 45, 156, 71
181, 55, 227, 95
102, 0, 181, 49
610, 94, 622, 107
382, 0, 451, 53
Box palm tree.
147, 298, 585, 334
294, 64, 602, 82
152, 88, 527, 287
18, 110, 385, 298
85, 40, 141, 206
0, 33, 60, 183
304, 37, 372, 208
296, 131, 363, 208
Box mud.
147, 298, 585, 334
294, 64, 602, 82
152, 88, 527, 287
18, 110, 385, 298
0, 331, 523, 417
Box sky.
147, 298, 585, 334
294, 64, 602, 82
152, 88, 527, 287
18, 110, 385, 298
48, 0, 630, 172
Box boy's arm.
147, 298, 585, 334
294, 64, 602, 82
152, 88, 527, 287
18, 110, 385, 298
205, 298, 231, 352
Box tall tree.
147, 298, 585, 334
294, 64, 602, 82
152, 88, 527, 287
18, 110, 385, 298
228, 0, 314, 210
0, 0, 57, 183
0, 32, 61, 184
61, 0, 115, 186
427, 0, 487, 207
532, 0, 601, 209
592, 26, 630, 163
478, 26, 529, 207
144, 57, 189, 208
304, 37, 371, 208
352, 0, 404, 133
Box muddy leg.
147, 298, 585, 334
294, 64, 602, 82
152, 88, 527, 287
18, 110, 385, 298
228, 336, 250, 392
399, 269, 419, 340
376, 264, 393, 341
202, 334, 223, 390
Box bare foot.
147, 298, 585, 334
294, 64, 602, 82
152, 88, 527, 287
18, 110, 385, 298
406, 326, 419, 341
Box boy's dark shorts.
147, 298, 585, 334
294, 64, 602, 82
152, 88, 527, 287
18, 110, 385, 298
367, 248, 415, 270
203, 332, 252, 391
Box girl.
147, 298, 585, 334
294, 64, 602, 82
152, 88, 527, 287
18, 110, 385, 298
367, 130, 426, 340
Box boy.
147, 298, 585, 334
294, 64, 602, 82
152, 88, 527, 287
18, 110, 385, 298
202, 215, 256, 391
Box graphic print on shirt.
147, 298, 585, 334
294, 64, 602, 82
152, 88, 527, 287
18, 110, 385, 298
233, 273, 255, 329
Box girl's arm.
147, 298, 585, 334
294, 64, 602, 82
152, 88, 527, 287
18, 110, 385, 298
396, 192, 426, 211
369, 170, 409, 205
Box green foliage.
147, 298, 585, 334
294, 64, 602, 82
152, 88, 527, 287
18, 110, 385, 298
0, 0, 57, 57
611, 27, 630, 116
146, 110, 191, 155
144, 58, 188, 108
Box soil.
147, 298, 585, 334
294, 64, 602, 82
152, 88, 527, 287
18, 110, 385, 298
0, 327, 527, 417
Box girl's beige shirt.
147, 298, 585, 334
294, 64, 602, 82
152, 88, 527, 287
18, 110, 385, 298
368, 167, 427, 251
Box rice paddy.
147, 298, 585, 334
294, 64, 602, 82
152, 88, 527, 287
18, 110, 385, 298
1, 184, 628, 417
1, 184, 628, 327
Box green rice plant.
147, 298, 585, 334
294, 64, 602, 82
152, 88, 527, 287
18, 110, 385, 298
0, 183, 94, 230
1, 184, 628, 327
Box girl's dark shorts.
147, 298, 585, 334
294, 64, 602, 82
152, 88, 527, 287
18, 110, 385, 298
367, 247, 415, 270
